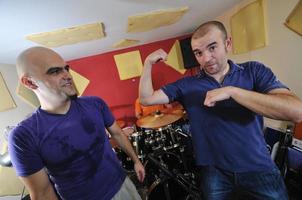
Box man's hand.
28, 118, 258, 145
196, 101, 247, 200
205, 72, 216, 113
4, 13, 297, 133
144, 49, 168, 65
134, 161, 145, 183
204, 86, 234, 107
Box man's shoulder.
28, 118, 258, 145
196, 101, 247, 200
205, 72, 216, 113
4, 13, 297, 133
76, 96, 105, 104
235, 60, 265, 69
9, 112, 38, 140
75, 96, 109, 110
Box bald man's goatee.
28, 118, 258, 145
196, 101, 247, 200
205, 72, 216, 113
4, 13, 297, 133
69, 94, 78, 100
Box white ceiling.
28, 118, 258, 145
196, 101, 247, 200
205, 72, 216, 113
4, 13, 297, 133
0, 0, 243, 65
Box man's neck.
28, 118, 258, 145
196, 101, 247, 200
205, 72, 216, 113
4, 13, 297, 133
40, 99, 71, 114
210, 62, 230, 84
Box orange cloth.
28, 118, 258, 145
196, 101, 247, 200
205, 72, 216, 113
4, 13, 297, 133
135, 98, 164, 117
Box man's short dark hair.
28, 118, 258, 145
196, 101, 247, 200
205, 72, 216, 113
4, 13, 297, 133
192, 21, 228, 41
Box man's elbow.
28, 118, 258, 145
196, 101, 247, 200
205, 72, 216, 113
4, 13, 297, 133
289, 108, 302, 124
293, 114, 302, 124
139, 98, 152, 106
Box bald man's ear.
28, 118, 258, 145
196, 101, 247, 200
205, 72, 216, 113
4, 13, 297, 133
21, 76, 38, 89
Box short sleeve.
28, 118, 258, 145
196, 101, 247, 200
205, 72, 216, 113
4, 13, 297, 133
252, 62, 288, 93
94, 97, 115, 127
161, 79, 184, 103
8, 126, 44, 177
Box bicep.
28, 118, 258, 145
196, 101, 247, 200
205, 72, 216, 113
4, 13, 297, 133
107, 122, 123, 138
20, 168, 57, 199
140, 89, 169, 106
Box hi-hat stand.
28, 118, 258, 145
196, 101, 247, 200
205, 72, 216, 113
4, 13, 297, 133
147, 154, 201, 200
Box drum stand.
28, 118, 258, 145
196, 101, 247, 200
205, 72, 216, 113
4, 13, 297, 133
147, 154, 201, 200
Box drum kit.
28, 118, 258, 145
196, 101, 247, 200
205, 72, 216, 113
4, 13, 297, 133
111, 108, 201, 200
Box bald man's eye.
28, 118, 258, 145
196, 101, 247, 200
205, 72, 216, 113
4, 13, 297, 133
46, 67, 64, 75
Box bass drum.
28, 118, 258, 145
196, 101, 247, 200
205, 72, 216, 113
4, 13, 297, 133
144, 152, 189, 200
147, 178, 190, 200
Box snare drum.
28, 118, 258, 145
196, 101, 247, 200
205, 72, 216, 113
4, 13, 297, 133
156, 125, 181, 151
143, 129, 163, 151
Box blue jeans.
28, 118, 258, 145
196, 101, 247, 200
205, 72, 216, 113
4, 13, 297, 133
199, 166, 288, 200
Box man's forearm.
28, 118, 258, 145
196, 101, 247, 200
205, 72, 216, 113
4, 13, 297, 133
230, 87, 302, 123
29, 185, 58, 200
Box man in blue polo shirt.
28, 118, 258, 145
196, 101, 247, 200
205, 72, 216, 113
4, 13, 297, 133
139, 21, 302, 200
9, 46, 145, 200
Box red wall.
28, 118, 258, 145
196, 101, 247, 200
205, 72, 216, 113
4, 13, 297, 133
68, 35, 198, 124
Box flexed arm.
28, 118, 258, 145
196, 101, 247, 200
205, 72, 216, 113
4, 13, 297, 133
139, 49, 170, 106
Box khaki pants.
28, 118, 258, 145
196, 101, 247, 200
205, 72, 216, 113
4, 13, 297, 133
112, 176, 141, 200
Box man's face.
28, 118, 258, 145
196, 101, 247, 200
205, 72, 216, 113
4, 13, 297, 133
191, 27, 231, 76
31, 55, 77, 100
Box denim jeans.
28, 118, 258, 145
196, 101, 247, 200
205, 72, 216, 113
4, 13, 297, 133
199, 166, 288, 200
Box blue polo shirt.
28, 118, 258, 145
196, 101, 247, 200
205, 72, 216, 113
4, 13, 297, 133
162, 60, 288, 172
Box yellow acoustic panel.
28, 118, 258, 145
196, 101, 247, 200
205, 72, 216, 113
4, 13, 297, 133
127, 7, 189, 33
114, 50, 143, 80
69, 69, 90, 96
285, 0, 302, 36
113, 39, 140, 48
16, 82, 40, 108
16, 69, 89, 108
26, 22, 105, 47
0, 72, 16, 112
165, 40, 186, 74
230, 0, 267, 54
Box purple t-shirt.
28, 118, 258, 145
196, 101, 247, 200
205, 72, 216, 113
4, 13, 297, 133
9, 96, 125, 200
162, 60, 288, 172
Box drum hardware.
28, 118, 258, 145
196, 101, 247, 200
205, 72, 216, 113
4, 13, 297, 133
275, 125, 294, 178
174, 127, 189, 138
147, 154, 201, 200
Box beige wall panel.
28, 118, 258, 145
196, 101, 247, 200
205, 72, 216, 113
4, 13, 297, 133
26, 22, 105, 47
127, 7, 189, 33
0, 72, 16, 112
231, 0, 267, 54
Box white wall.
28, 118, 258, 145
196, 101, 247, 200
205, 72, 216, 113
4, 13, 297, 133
0, 63, 34, 144
216, 0, 302, 131
0, 63, 33, 199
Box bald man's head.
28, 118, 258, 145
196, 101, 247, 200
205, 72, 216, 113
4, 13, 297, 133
16, 46, 64, 79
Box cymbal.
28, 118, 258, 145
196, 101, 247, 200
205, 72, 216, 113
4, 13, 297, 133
136, 110, 183, 129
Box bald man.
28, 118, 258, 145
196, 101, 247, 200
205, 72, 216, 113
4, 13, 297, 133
9, 47, 145, 200
139, 21, 302, 200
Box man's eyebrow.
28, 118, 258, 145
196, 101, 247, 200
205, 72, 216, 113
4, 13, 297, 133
192, 41, 217, 52
46, 66, 63, 74
207, 42, 217, 48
